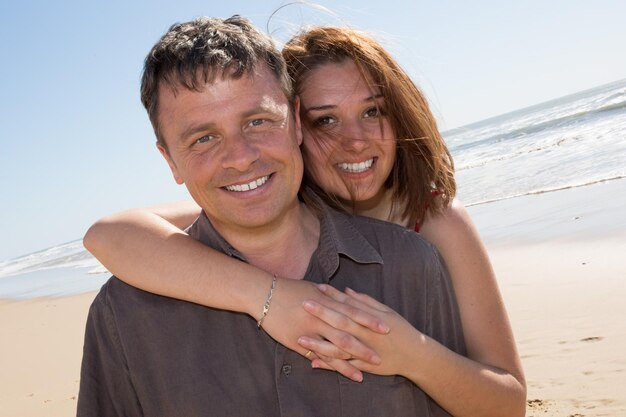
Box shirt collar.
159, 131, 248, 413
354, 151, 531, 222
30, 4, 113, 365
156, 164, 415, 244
312, 195, 384, 279
187, 213, 247, 262
187, 193, 384, 278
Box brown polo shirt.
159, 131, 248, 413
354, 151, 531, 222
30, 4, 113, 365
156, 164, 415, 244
77, 202, 465, 417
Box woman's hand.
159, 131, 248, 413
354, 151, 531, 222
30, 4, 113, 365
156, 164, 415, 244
299, 283, 526, 417
261, 278, 390, 382
297, 284, 422, 377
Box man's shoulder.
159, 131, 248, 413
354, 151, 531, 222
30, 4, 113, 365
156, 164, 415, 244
89, 275, 160, 315
321, 206, 443, 272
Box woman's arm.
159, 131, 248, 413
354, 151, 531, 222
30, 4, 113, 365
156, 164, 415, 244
297, 201, 526, 417
419, 200, 526, 414
84, 201, 266, 312
83, 202, 387, 382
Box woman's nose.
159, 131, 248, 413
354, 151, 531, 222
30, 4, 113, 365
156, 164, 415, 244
340, 120, 370, 153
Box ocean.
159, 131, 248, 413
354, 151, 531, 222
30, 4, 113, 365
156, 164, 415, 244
1, 78, 625, 299
448, 78, 626, 206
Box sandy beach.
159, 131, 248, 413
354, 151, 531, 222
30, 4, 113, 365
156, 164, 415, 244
0, 292, 95, 416
1, 179, 625, 416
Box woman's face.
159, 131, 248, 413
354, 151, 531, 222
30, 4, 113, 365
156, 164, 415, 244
298, 60, 396, 205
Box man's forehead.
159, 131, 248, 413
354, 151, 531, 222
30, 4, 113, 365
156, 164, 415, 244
156, 67, 291, 144
157, 76, 289, 117
161, 63, 282, 94
159, 66, 288, 106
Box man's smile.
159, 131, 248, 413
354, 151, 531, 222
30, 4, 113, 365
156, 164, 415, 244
223, 174, 271, 192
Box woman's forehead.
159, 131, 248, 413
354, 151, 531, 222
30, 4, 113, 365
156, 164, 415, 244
299, 61, 380, 104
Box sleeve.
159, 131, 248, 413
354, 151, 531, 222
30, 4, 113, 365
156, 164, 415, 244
425, 248, 467, 357
76, 284, 143, 417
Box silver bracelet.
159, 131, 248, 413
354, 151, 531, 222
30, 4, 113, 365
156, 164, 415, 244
257, 275, 277, 329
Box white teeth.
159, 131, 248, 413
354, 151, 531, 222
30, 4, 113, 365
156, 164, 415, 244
225, 175, 269, 192
337, 159, 374, 173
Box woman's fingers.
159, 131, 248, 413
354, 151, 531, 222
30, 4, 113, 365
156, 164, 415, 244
310, 356, 364, 382
298, 335, 381, 366
345, 287, 391, 312
301, 301, 382, 364
300, 343, 364, 382
317, 283, 349, 302
316, 285, 390, 334
301, 347, 319, 361
299, 336, 352, 360
297, 336, 365, 382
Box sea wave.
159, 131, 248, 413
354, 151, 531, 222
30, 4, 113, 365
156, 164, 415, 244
0, 239, 102, 278
465, 175, 626, 207
455, 134, 585, 171
451, 98, 626, 155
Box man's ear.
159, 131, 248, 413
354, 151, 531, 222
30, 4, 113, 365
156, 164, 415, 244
156, 143, 184, 185
293, 95, 303, 146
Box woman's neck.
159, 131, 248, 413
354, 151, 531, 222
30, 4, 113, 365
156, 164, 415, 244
345, 188, 410, 228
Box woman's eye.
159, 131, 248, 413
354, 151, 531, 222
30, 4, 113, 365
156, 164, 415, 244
313, 116, 337, 127
364, 107, 383, 118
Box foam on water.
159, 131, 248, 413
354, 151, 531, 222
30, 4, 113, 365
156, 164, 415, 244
0, 239, 102, 278
447, 78, 626, 204
0, 240, 109, 299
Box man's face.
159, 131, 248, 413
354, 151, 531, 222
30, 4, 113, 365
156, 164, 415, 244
156, 65, 303, 235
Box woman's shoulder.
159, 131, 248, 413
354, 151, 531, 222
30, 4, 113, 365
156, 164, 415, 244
421, 199, 476, 237
419, 199, 488, 265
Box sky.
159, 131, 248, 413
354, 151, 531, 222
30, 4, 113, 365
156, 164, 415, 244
1, 0, 625, 260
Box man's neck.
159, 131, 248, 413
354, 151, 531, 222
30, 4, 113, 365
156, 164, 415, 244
210, 201, 320, 280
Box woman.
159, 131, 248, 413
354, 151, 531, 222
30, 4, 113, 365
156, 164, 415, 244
85, 26, 526, 416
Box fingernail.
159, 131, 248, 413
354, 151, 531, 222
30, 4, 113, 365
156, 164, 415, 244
353, 372, 363, 382
371, 354, 381, 365
345, 287, 355, 294
317, 284, 328, 292
298, 336, 312, 345
378, 323, 390, 334
311, 361, 319, 369
302, 300, 316, 310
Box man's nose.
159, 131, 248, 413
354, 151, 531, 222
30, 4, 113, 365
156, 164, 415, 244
221, 132, 261, 171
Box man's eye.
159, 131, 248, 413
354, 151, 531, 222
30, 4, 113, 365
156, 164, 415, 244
195, 135, 215, 144
313, 116, 337, 127
248, 119, 266, 127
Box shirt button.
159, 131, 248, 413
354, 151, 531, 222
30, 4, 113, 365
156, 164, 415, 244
281, 364, 292, 376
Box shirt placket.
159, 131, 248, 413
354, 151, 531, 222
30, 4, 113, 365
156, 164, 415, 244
275, 344, 292, 416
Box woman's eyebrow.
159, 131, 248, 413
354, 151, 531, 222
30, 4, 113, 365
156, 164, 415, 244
304, 104, 336, 114
365, 93, 384, 102
305, 93, 385, 114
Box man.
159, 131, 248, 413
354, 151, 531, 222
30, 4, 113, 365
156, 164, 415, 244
77, 16, 464, 416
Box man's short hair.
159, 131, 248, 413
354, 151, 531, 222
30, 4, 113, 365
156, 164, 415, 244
140, 15, 293, 149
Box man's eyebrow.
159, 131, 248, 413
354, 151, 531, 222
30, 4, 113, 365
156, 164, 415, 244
179, 122, 218, 142
304, 94, 384, 114
241, 104, 281, 119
